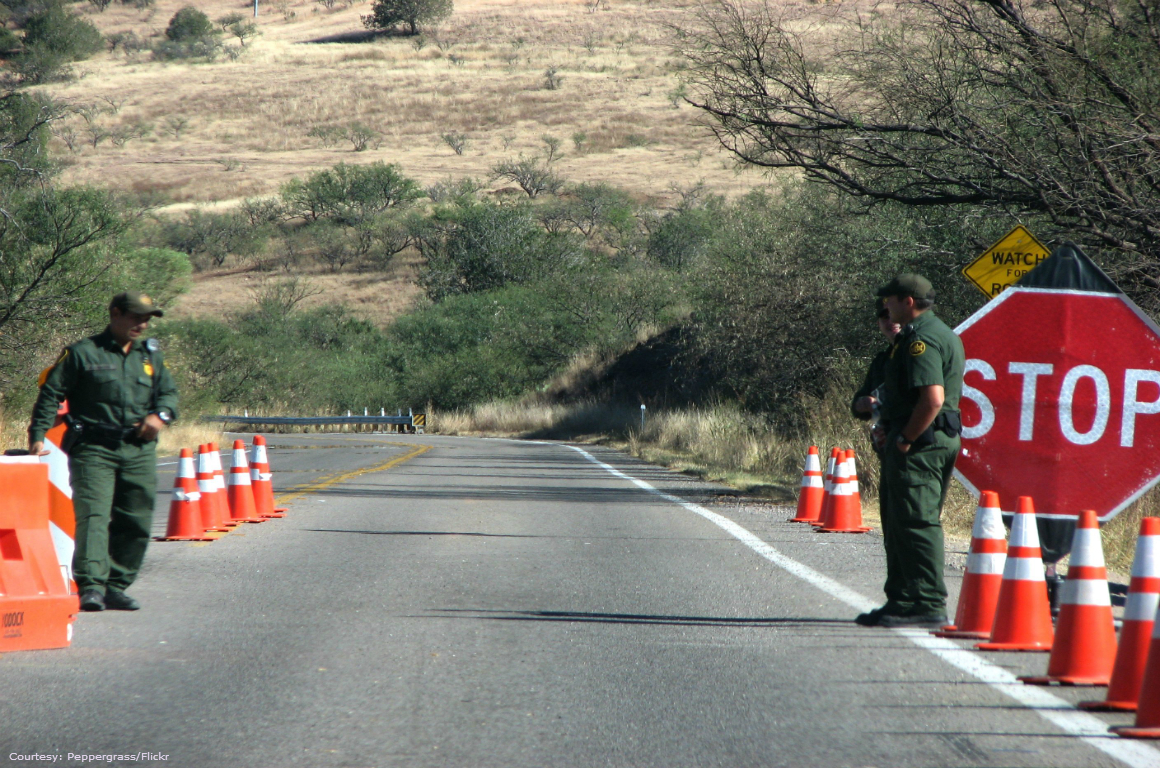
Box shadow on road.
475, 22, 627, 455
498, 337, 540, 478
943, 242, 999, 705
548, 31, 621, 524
423, 608, 856, 628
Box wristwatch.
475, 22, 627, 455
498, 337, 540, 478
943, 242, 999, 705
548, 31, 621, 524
152, 409, 172, 425
897, 435, 913, 446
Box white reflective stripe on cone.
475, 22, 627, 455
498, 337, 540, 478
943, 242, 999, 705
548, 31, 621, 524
1061, 578, 1111, 607
1069, 528, 1106, 567
1009, 517, 1042, 548
230, 472, 252, 486
1125, 591, 1160, 622
801, 475, 823, 488
258, 472, 272, 482
966, 552, 1006, 575
804, 454, 821, 472
1133, 536, 1160, 578
1004, 557, 1047, 581
973, 508, 1006, 540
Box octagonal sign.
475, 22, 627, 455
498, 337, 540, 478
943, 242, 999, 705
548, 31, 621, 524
955, 287, 1160, 522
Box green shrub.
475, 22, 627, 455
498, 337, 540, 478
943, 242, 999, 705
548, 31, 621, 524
20, 3, 103, 57
281, 162, 423, 225
155, 210, 268, 269
165, 6, 214, 41
413, 201, 582, 301
12, 2, 103, 81
361, 0, 451, 35
151, 36, 221, 61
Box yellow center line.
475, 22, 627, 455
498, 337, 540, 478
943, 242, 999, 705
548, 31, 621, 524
273, 442, 432, 506
190, 442, 431, 546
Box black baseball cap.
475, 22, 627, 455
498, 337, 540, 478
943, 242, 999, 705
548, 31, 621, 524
109, 291, 164, 317
876, 273, 935, 301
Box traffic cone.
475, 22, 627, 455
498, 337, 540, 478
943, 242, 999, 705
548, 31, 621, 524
227, 440, 263, 524
976, 496, 1054, 652
817, 451, 869, 534
935, 491, 1008, 639
848, 451, 862, 511
250, 436, 285, 519
1021, 510, 1117, 685
1110, 602, 1160, 738
812, 447, 841, 528
195, 445, 229, 535
1081, 517, 1160, 711
160, 449, 211, 541
209, 443, 238, 528
261, 435, 288, 515
789, 446, 825, 523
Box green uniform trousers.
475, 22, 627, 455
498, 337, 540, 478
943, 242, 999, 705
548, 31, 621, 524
68, 439, 158, 595
879, 431, 958, 613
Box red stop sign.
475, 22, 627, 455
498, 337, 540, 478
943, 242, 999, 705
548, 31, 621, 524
955, 287, 1160, 521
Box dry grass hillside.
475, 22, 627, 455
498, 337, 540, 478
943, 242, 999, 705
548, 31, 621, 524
37, 0, 789, 320
46, 0, 766, 205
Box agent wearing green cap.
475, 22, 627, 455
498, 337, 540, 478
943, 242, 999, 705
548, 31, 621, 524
28, 292, 179, 613
855, 274, 964, 628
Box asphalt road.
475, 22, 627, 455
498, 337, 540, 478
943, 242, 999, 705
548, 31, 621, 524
2, 433, 1158, 768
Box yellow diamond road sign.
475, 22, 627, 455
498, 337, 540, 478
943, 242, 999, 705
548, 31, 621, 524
962, 225, 1050, 298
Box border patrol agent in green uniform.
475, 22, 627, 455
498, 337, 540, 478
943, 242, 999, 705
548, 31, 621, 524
851, 298, 902, 431
856, 274, 964, 628
28, 292, 178, 613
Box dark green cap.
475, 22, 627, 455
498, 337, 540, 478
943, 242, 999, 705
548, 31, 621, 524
876, 273, 935, 301
109, 291, 164, 317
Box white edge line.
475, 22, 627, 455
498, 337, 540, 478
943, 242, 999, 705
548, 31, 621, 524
554, 441, 1160, 768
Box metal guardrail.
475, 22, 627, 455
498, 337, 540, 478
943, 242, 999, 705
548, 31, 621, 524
204, 413, 426, 432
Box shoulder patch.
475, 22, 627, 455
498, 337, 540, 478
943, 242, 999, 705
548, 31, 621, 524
38, 349, 68, 388
909, 340, 927, 356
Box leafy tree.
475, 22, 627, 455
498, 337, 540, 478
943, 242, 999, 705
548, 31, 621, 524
12, 2, 103, 82
361, 0, 451, 36
0, 90, 59, 184
490, 155, 565, 198
414, 201, 581, 301
165, 6, 214, 41
0, 185, 133, 387
678, 0, 1160, 308
157, 210, 267, 268
217, 12, 259, 46
280, 162, 423, 226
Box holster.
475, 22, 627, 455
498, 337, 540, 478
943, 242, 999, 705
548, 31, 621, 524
60, 415, 83, 454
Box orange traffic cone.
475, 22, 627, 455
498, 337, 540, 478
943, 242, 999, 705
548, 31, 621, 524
259, 435, 288, 514
848, 451, 862, 511
227, 440, 263, 524
1021, 510, 1117, 685
250, 436, 285, 519
209, 443, 238, 528
935, 491, 1008, 639
1082, 517, 1160, 711
196, 445, 229, 534
817, 451, 869, 534
1110, 602, 1160, 738
977, 496, 1053, 652
790, 446, 825, 523
812, 447, 841, 528
160, 449, 211, 541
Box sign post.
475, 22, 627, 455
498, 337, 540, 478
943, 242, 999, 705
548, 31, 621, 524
962, 225, 1050, 298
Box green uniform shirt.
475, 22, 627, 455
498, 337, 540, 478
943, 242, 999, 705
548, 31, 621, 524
851, 346, 892, 420
29, 329, 179, 444
880, 311, 965, 428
